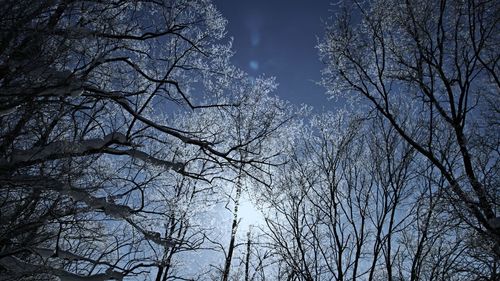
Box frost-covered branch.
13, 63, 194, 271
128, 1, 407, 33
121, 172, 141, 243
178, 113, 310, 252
0, 133, 128, 169
0, 256, 124, 281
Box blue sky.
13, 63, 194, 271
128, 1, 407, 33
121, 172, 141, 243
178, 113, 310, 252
213, 0, 335, 111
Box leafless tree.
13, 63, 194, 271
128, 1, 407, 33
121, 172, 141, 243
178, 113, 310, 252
262, 111, 497, 280
207, 90, 292, 281
0, 1, 288, 280
319, 0, 499, 258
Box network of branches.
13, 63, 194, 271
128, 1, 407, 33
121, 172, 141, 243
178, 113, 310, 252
0, 0, 498, 280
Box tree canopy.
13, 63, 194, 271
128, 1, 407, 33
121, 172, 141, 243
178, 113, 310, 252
0, 0, 498, 280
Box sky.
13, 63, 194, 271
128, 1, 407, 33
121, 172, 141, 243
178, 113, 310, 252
213, 0, 335, 111
210, 1, 339, 255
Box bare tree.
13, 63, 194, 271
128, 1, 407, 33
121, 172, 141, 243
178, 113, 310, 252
262, 110, 496, 280
319, 0, 499, 256
208, 88, 292, 281
0, 1, 287, 280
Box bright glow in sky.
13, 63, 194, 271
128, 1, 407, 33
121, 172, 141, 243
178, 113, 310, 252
214, 0, 333, 111
249, 60, 259, 71
238, 191, 265, 233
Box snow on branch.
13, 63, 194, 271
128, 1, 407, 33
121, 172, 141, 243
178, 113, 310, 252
1, 132, 184, 173
34, 247, 121, 269
0, 175, 135, 219
0, 132, 128, 169
62, 188, 135, 219
1, 174, 178, 248
126, 219, 177, 248
103, 147, 184, 172
0, 256, 124, 281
